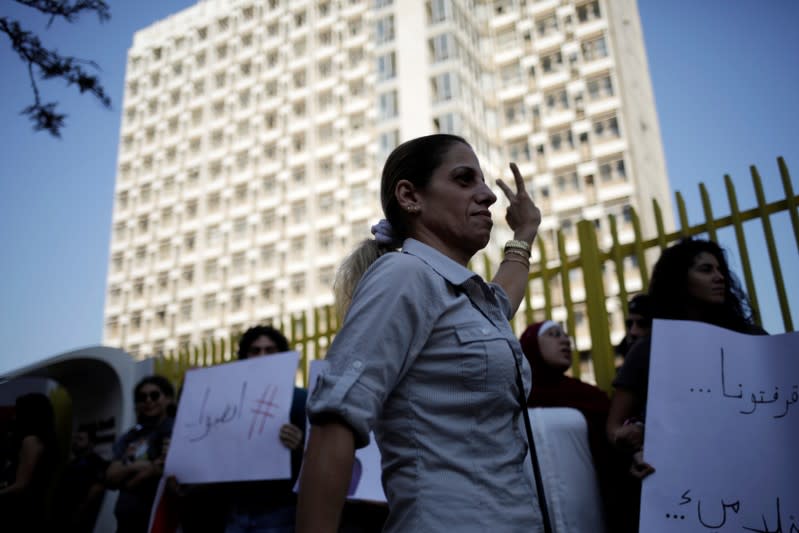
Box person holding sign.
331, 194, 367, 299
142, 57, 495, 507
297, 134, 543, 532
220, 325, 307, 533
606, 238, 765, 532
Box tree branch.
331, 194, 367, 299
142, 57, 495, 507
0, 6, 111, 136
15, 0, 110, 27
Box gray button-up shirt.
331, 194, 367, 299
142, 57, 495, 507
308, 239, 542, 532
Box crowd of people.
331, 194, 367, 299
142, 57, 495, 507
0, 134, 768, 533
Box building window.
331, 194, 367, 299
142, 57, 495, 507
260, 245, 275, 267
351, 184, 367, 208
293, 38, 307, 57
348, 47, 364, 69
292, 166, 305, 184
319, 266, 334, 287
376, 52, 396, 81
292, 236, 305, 254
545, 88, 569, 112
158, 240, 171, 261
114, 222, 126, 240
232, 252, 246, 276
318, 59, 333, 78
508, 139, 532, 162
205, 224, 222, 246
593, 114, 620, 141
499, 62, 521, 87
350, 219, 369, 242
429, 33, 454, 62
131, 312, 142, 332
428, 0, 451, 24
503, 99, 525, 125
318, 123, 334, 143
203, 294, 217, 316
106, 317, 119, 337
431, 72, 456, 103
204, 259, 219, 281
112, 253, 123, 272
318, 193, 334, 213
157, 272, 169, 292
375, 15, 395, 44
260, 281, 274, 304
319, 229, 334, 250
587, 74, 613, 100
541, 50, 563, 74
347, 18, 362, 37
292, 133, 305, 153
536, 13, 559, 37
261, 209, 276, 231
577, 1, 601, 24
291, 200, 307, 223
550, 128, 575, 153
292, 99, 306, 118
260, 109, 274, 131
290, 273, 305, 295
318, 90, 334, 111
378, 130, 400, 159
183, 232, 196, 252
132, 278, 145, 299
180, 299, 193, 321
378, 90, 398, 119
181, 266, 194, 286
231, 287, 245, 312
599, 158, 627, 182
135, 246, 147, 268
233, 217, 248, 240
582, 35, 608, 62
109, 285, 121, 305
555, 170, 581, 193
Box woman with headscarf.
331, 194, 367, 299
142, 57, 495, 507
520, 320, 610, 532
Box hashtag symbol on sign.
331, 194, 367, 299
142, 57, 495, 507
248, 385, 280, 440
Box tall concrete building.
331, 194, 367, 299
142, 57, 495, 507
104, 0, 672, 359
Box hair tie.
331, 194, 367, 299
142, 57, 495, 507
371, 219, 399, 246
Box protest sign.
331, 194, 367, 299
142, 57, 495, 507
165, 351, 299, 483
641, 320, 799, 532
302, 360, 386, 503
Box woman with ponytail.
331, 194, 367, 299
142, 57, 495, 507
297, 134, 543, 532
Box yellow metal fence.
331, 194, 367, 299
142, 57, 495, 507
156, 158, 798, 393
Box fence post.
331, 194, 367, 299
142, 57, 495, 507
577, 220, 614, 393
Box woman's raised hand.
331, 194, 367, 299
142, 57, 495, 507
496, 163, 541, 244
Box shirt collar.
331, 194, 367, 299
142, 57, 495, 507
402, 238, 477, 286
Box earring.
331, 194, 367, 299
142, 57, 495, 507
406, 205, 419, 213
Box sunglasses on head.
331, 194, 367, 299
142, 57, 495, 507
135, 390, 162, 403
625, 317, 652, 329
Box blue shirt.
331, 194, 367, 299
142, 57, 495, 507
308, 239, 541, 532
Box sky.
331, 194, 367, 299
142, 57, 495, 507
0, 1, 797, 374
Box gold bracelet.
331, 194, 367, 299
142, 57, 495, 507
504, 248, 530, 259
501, 257, 530, 270
504, 239, 532, 254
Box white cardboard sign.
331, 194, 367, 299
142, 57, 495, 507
304, 360, 387, 503
641, 320, 799, 532
165, 351, 300, 483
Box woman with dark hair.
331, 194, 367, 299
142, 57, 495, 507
607, 238, 764, 531
297, 134, 542, 532
106, 375, 175, 533
0, 392, 57, 533
221, 324, 307, 533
